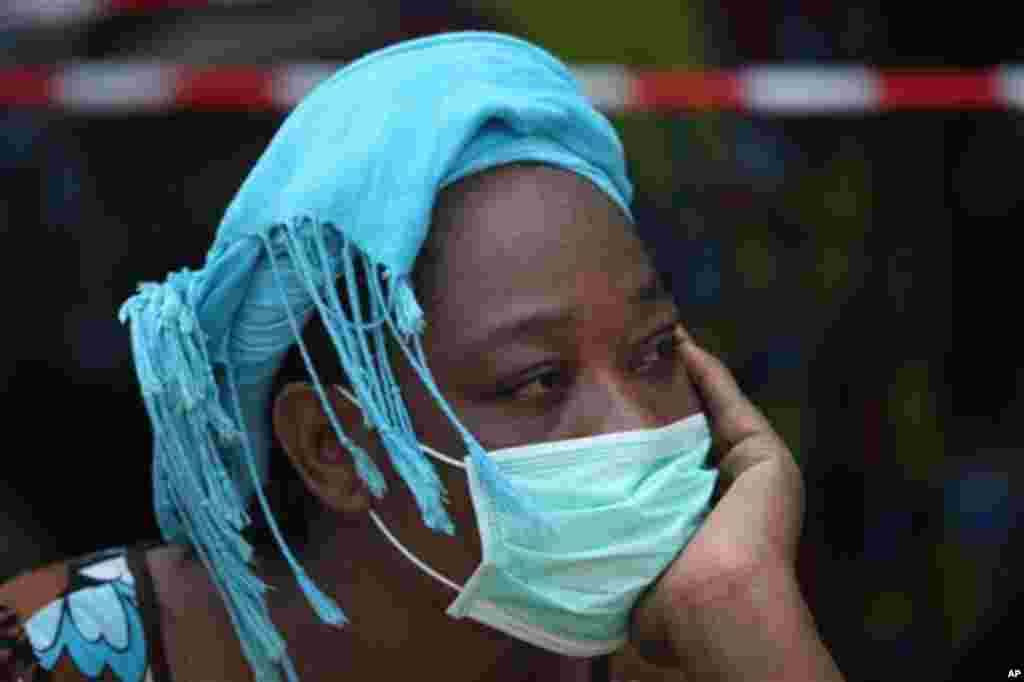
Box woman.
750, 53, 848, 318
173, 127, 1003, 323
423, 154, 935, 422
0, 32, 843, 682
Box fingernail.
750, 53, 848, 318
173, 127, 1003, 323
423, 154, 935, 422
674, 326, 695, 347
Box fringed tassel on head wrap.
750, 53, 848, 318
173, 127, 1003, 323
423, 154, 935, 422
119, 272, 299, 682
263, 218, 553, 534
264, 219, 451, 530
375, 290, 555, 537
120, 220, 553, 682
120, 30, 635, 682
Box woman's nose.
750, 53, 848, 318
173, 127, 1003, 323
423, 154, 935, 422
572, 371, 666, 438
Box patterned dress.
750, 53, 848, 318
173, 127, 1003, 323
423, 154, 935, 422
2, 544, 619, 682
0, 543, 170, 682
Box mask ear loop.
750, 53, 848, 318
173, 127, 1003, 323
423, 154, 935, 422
334, 385, 466, 468
334, 384, 466, 593
367, 510, 463, 593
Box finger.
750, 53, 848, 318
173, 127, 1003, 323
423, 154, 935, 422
683, 341, 800, 488
680, 339, 774, 450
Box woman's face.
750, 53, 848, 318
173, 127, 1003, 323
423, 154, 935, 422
381, 163, 703, 582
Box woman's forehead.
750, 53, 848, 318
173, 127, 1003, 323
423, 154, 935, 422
434, 164, 638, 259
436, 163, 623, 223
425, 164, 654, 335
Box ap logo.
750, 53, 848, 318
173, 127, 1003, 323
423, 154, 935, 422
1009, 670, 1022, 678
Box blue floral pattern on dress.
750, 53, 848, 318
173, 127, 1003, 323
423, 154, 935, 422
22, 548, 148, 682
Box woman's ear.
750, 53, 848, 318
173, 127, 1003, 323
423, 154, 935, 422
272, 382, 372, 514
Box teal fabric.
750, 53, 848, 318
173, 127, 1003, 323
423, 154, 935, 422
118, 31, 634, 682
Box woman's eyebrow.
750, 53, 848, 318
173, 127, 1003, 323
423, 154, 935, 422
463, 271, 671, 350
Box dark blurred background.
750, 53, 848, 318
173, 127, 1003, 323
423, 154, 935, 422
0, 3, 1009, 681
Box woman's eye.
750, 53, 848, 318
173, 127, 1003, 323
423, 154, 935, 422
493, 324, 684, 402
495, 369, 563, 402
637, 326, 684, 373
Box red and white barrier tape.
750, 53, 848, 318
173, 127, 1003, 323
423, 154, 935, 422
1, 63, 1020, 113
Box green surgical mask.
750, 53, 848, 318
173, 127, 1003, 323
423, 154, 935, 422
337, 385, 719, 656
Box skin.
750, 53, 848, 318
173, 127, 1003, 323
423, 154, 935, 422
269, 163, 699, 681
148, 163, 843, 681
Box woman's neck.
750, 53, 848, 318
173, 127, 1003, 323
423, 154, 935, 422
252, 517, 592, 682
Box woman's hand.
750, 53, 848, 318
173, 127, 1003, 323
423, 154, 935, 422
628, 337, 843, 681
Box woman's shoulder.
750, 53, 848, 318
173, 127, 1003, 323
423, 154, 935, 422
0, 543, 173, 682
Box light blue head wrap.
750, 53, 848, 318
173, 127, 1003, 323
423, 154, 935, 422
119, 31, 633, 682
